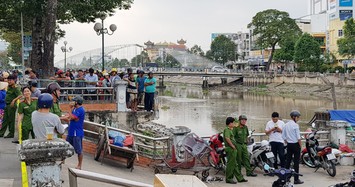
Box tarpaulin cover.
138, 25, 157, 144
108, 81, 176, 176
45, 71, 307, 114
329, 110, 355, 127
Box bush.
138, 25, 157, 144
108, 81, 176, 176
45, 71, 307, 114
334, 66, 345, 73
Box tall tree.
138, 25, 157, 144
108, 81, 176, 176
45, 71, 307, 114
273, 35, 299, 69
0, 0, 133, 78
337, 18, 355, 59
294, 33, 322, 72
208, 35, 235, 66
188, 45, 204, 56
131, 51, 150, 67
248, 9, 302, 70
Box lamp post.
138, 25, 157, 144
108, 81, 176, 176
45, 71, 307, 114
93, 14, 117, 72
60, 41, 73, 72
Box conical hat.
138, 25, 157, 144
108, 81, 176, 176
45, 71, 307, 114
0, 82, 8, 90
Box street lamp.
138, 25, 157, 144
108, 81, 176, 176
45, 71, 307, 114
93, 14, 117, 71
60, 41, 73, 72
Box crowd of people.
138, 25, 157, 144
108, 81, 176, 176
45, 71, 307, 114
224, 111, 303, 184
0, 66, 158, 169
0, 70, 86, 170
44, 67, 156, 112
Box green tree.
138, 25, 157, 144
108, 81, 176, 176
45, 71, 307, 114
273, 35, 299, 69
188, 45, 205, 56
248, 9, 302, 70
131, 51, 150, 67
0, 0, 133, 78
0, 32, 22, 65
337, 18, 355, 58
294, 33, 322, 72
208, 35, 235, 66
155, 54, 181, 68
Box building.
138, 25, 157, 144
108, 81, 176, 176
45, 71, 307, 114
144, 39, 187, 61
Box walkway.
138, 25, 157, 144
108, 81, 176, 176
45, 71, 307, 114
0, 138, 353, 187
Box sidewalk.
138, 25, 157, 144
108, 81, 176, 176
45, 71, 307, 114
61, 152, 354, 187
0, 137, 353, 187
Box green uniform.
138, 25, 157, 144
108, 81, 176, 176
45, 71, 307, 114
50, 102, 62, 117
18, 100, 37, 140
233, 124, 253, 175
50, 102, 63, 138
0, 85, 21, 137
223, 127, 244, 183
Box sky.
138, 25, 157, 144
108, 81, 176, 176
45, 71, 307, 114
53, 0, 310, 64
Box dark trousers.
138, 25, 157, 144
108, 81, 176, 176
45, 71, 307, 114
285, 143, 301, 181
144, 92, 154, 111
270, 141, 285, 169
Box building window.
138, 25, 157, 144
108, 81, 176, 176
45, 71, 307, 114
338, 30, 343, 37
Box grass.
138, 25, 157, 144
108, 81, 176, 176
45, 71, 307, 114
163, 90, 173, 96
161, 105, 170, 110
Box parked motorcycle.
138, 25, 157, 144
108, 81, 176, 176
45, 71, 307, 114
329, 170, 355, 187
264, 165, 303, 187
207, 133, 226, 173
302, 129, 337, 177
248, 130, 275, 172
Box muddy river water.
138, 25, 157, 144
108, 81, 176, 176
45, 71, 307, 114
153, 83, 355, 137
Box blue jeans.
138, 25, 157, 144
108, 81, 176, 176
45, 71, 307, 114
144, 92, 154, 111
270, 141, 285, 169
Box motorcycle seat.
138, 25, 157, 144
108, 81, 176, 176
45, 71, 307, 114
253, 145, 261, 151
315, 146, 329, 152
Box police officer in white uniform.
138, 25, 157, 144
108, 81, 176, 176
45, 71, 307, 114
282, 110, 304, 185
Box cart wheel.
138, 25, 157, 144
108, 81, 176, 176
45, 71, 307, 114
202, 170, 209, 179
171, 169, 177, 173
154, 168, 160, 174
94, 134, 105, 161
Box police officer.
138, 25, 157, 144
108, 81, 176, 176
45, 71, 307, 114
234, 114, 257, 177
223, 117, 247, 184
282, 110, 304, 185
0, 75, 22, 138
46, 82, 66, 120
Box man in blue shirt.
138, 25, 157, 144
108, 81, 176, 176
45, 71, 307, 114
136, 70, 146, 106
66, 96, 85, 170
144, 72, 156, 112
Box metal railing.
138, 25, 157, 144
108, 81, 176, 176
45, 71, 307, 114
250, 131, 330, 145
68, 168, 153, 187
84, 121, 171, 160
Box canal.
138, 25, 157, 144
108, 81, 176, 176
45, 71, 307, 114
153, 83, 355, 137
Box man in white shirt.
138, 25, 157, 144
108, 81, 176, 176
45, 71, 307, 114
84, 68, 98, 100
265, 112, 285, 169
282, 110, 303, 185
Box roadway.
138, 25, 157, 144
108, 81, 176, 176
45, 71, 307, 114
1, 137, 354, 187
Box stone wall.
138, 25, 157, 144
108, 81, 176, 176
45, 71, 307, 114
244, 74, 355, 86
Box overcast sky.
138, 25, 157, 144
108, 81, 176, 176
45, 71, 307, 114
54, 0, 310, 64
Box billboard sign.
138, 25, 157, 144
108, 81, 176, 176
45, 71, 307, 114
339, 0, 353, 6
339, 10, 353, 20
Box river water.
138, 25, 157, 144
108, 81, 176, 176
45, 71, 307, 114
153, 83, 355, 137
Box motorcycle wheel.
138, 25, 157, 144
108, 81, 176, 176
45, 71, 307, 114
301, 153, 316, 168
325, 159, 336, 177
207, 154, 217, 168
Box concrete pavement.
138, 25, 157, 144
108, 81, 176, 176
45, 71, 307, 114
0, 137, 354, 187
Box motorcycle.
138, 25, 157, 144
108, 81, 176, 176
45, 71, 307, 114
248, 130, 275, 172
264, 165, 303, 187
329, 170, 355, 187
301, 129, 337, 177
207, 133, 226, 173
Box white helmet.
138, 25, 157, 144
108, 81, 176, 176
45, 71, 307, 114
261, 140, 269, 147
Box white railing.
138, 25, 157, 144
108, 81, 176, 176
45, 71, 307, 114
68, 168, 153, 187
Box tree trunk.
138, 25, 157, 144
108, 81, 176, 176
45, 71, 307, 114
266, 44, 276, 71
30, 16, 43, 75
42, 0, 58, 78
